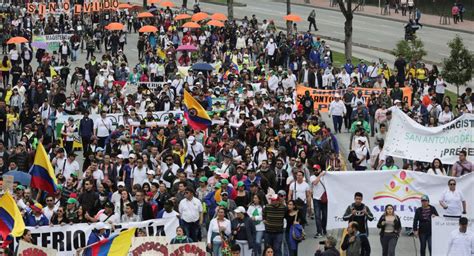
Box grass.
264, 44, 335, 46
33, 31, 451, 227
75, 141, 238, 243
332, 51, 364, 68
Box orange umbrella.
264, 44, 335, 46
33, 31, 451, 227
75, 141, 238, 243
182, 21, 201, 29
192, 12, 208, 22
174, 13, 191, 20
139, 25, 158, 33
137, 12, 154, 18
160, 1, 175, 7
207, 20, 224, 27
148, 0, 160, 3
210, 13, 227, 21
106, 22, 124, 31
7, 36, 29, 44
283, 14, 302, 22
117, 3, 133, 9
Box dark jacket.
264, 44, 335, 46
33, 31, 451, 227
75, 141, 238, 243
79, 117, 94, 138
132, 201, 154, 221
342, 203, 374, 235
231, 215, 256, 249
412, 205, 438, 235
377, 214, 402, 236
341, 233, 371, 256
315, 247, 340, 256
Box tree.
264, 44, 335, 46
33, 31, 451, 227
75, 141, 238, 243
227, 0, 234, 20
336, 0, 362, 61
441, 35, 474, 96
391, 38, 427, 62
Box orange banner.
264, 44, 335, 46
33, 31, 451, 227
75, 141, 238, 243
296, 85, 412, 112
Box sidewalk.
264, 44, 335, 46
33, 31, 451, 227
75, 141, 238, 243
290, 0, 474, 33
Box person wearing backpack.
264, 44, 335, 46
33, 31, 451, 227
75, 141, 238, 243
354, 137, 370, 171
341, 221, 371, 256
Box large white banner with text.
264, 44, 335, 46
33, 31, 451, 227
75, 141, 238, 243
383, 109, 473, 164
19, 218, 179, 256
432, 216, 474, 256
324, 171, 474, 229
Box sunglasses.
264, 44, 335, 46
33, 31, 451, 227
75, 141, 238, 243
449, 183, 456, 186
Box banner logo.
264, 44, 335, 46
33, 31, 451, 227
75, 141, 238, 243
373, 171, 423, 202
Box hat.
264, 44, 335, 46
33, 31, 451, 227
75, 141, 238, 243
38, 79, 43, 83
221, 179, 229, 184
187, 136, 195, 143
96, 147, 105, 152
208, 156, 216, 162
220, 191, 229, 196
95, 222, 107, 230
394, 99, 402, 104
16, 185, 25, 190
117, 154, 125, 159
31, 203, 43, 212
313, 164, 321, 170
199, 176, 208, 183
67, 198, 78, 204
18, 141, 26, 147
129, 153, 137, 159
218, 201, 228, 208
146, 170, 155, 175
357, 137, 367, 144
334, 93, 341, 98
421, 195, 429, 201
237, 181, 244, 187
215, 182, 222, 189
277, 190, 287, 196
117, 181, 125, 187
234, 206, 246, 214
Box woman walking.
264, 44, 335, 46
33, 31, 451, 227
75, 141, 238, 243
377, 204, 402, 256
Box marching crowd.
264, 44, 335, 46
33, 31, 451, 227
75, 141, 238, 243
0, 1, 472, 256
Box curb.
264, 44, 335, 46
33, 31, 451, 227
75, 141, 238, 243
277, 0, 473, 34
200, 0, 247, 7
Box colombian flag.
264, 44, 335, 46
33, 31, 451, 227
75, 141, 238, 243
0, 192, 26, 240
29, 142, 58, 195
85, 228, 136, 256
183, 90, 212, 130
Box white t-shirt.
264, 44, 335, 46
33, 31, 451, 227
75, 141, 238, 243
289, 181, 310, 203
94, 117, 112, 137
310, 175, 325, 200
441, 189, 464, 216
355, 146, 370, 167
63, 160, 80, 180
131, 166, 148, 186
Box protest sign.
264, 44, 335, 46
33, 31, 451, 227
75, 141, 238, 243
296, 85, 412, 112
130, 236, 168, 256
27, 0, 119, 15
17, 240, 58, 256
19, 218, 179, 256
32, 34, 73, 52
2, 175, 13, 193
383, 108, 474, 164
432, 216, 474, 256
168, 242, 207, 256
324, 170, 474, 229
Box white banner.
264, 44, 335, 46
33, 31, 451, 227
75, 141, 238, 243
432, 216, 474, 256
325, 171, 474, 229
20, 218, 179, 256
383, 109, 474, 164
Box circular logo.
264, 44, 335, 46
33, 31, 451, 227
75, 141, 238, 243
188, 108, 197, 117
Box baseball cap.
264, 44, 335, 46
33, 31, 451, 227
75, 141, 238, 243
199, 176, 208, 183
67, 198, 78, 204
234, 206, 246, 214
215, 183, 222, 189
277, 190, 287, 197
220, 191, 229, 196
31, 203, 43, 212
237, 181, 244, 187
221, 179, 229, 184
218, 201, 228, 208
146, 170, 155, 175
117, 181, 125, 187
421, 195, 429, 201
313, 164, 321, 170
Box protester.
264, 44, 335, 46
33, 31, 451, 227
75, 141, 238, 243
413, 195, 439, 256
314, 235, 340, 256
342, 192, 374, 236
446, 217, 473, 256
377, 204, 401, 256
439, 178, 467, 218
341, 221, 371, 256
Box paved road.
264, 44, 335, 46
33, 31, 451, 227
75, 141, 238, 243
196, 0, 474, 64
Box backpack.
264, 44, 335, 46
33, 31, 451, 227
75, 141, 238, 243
291, 223, 305, 241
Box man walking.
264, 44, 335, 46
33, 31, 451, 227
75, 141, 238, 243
343, 192, 374, 236
263, 195, 287, 256
179, 187, 203, 242
413, 195, 439, 256
308, 10, 318, 31
447, 217, 473, 256
329, 94, 346, 133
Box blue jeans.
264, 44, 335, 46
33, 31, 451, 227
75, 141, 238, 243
180, 219, 200, 242
419, 232, 432, 256
313, 199, 327, 234
212, 241, 222, 256
264, 232, 284, 256
332, 115, 343, 133
255, 231, 264, 256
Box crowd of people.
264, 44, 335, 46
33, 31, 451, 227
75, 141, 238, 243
0, 1, 472, 256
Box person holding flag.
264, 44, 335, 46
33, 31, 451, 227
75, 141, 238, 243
28, 142, 59, 195
183, 90, 212, 131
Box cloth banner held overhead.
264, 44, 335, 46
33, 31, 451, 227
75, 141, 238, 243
432, 216, 474, 256
324, 170, 474, 230
383, 108, 474, 164
17, 240, 58, 255
296, 85, 412, 112
16, 218, 179, 256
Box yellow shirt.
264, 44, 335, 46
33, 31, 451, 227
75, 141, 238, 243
7, 113, 18, 128
416, 68, 427, 80
0, 60, 11, 72
308, 124, 321, 134
4, 89, 12, 105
